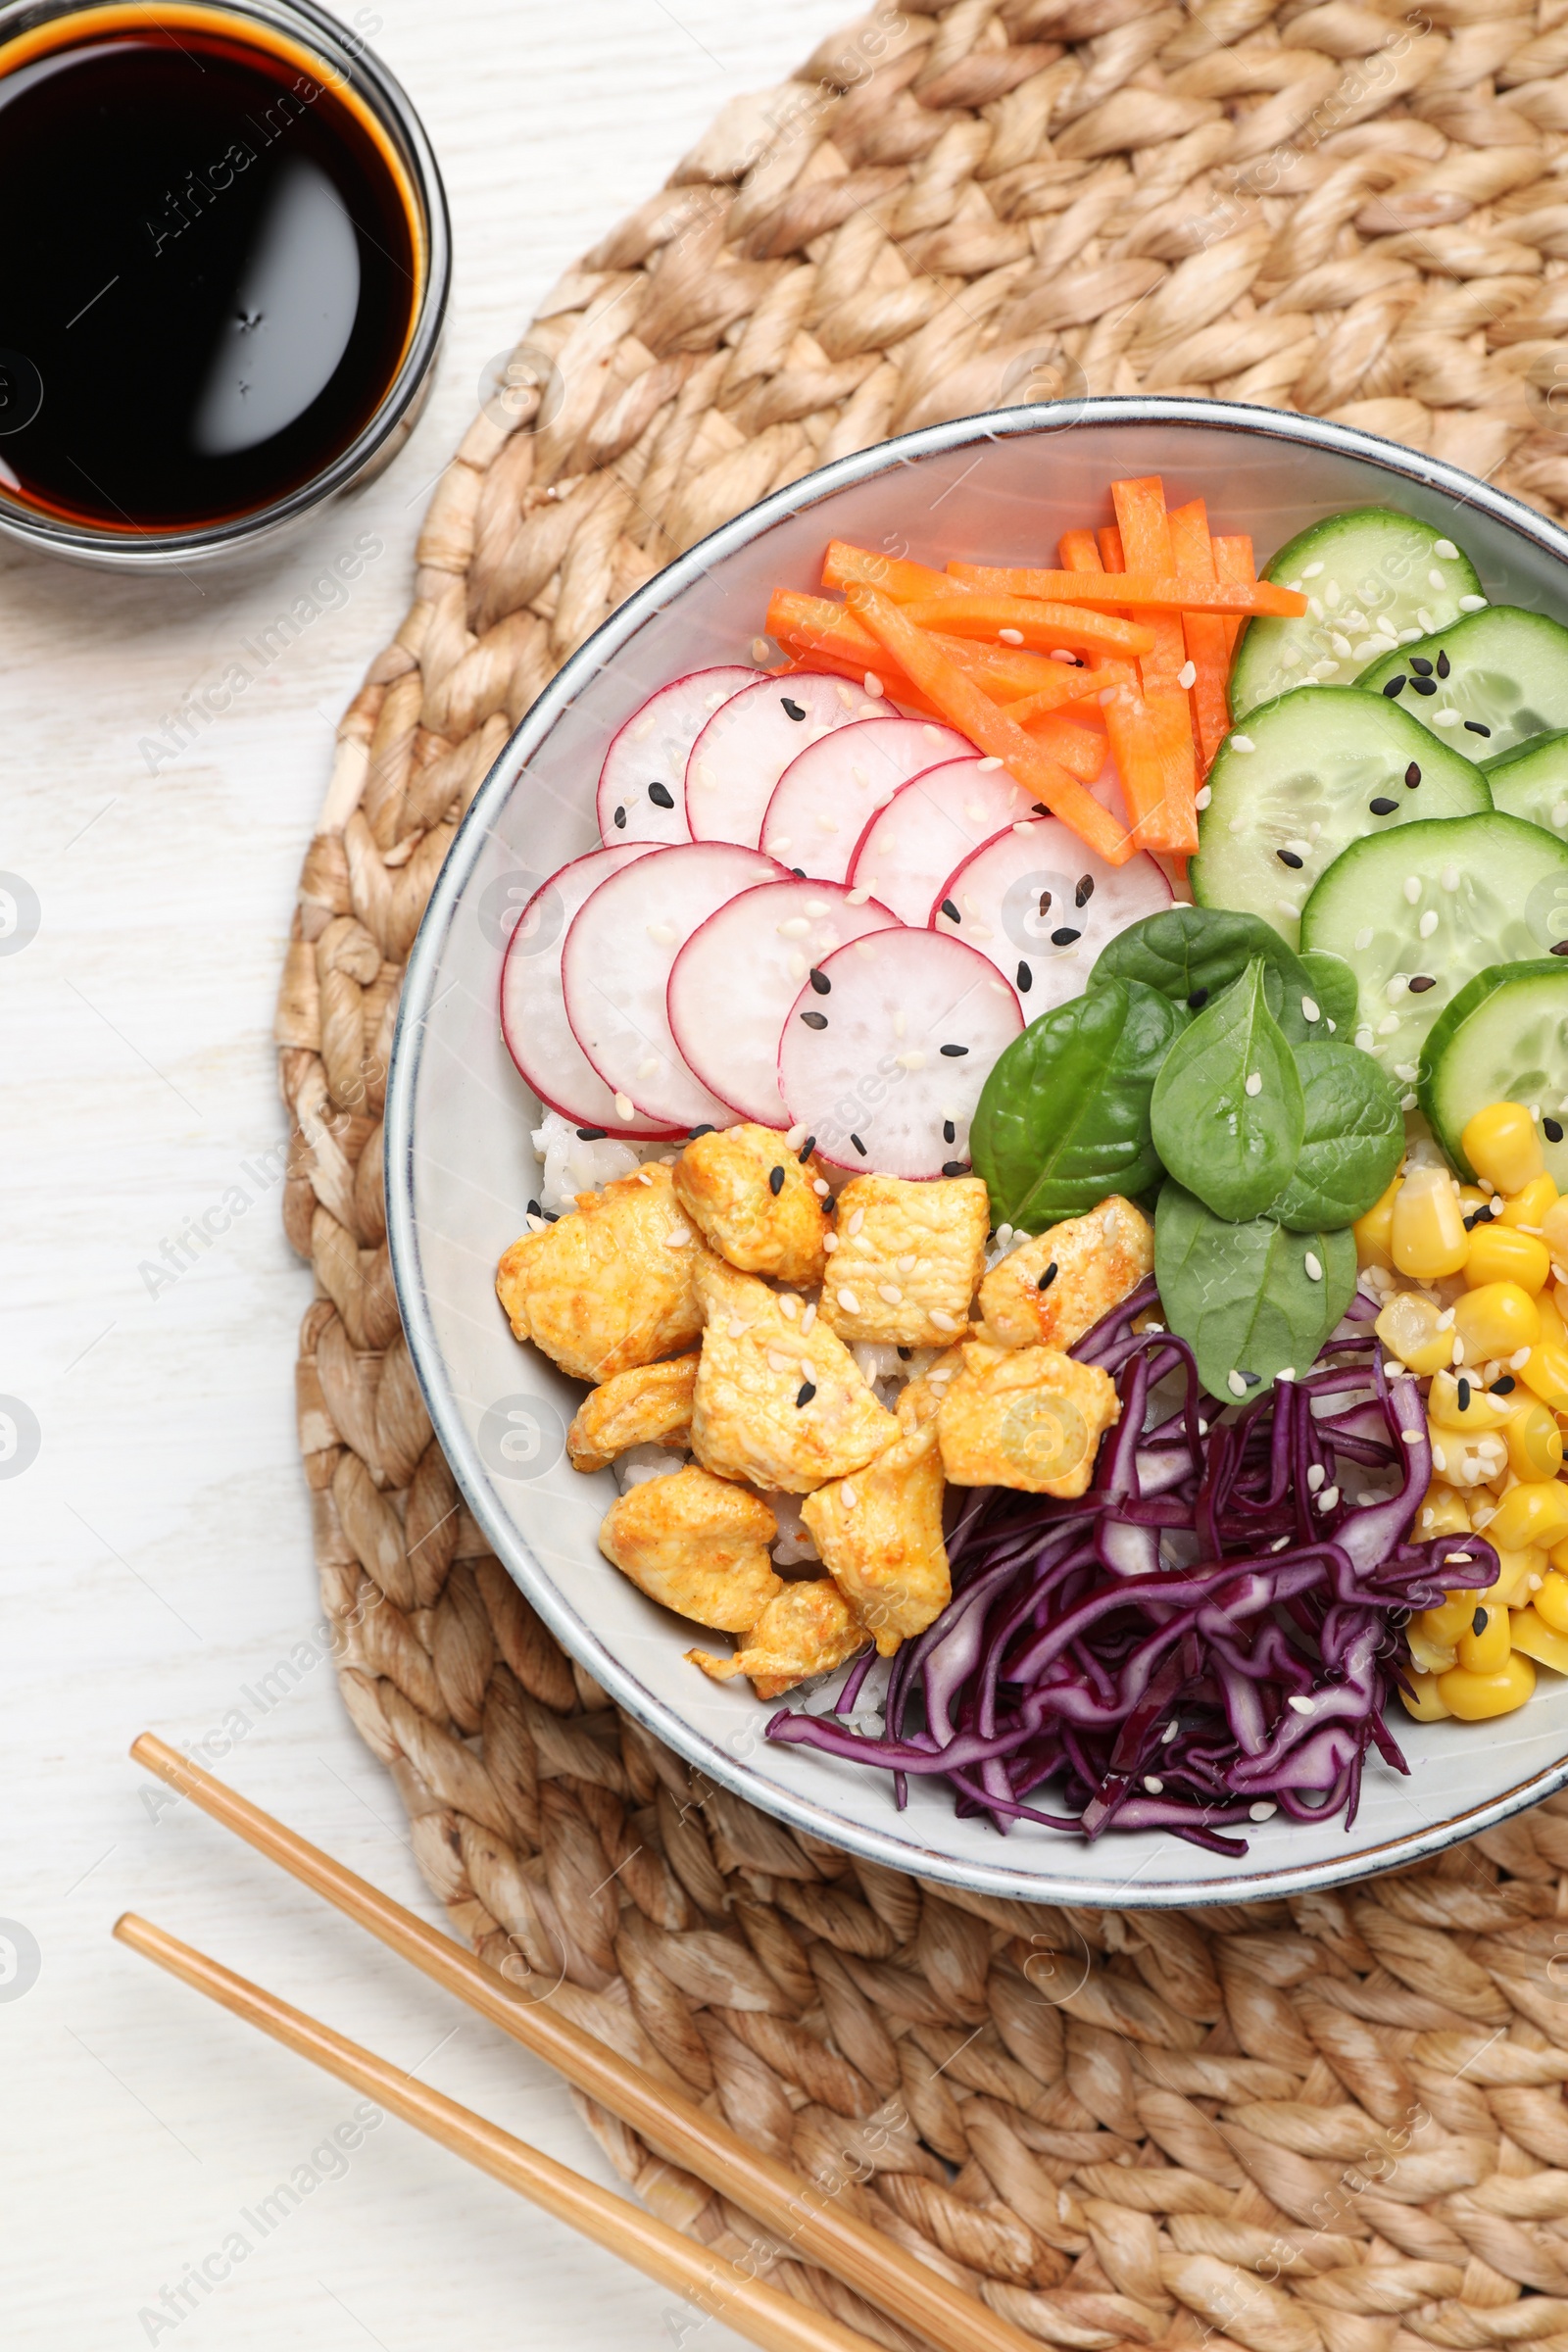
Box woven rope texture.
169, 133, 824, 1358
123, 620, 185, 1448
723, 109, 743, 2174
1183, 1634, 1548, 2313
273, 2, 1568, 2343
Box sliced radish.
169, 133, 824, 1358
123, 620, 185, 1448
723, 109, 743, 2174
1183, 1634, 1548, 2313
686, 671, 894, 850
501, 844, 683, 1137
932, 818, 1172, 1012
597, 665, 756, 846
846, 759, 1039, 924
778, 929, 1023, 1179
668, 880, 899, 1126
760, 716, 971, 880
563, 842, 788, 1130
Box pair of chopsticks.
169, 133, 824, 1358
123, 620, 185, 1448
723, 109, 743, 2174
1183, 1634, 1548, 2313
126, 1734, 1036, 2352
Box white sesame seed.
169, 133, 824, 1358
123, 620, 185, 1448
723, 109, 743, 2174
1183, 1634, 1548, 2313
802, 1302, 816, 1332
1459, 594, 1487, 612
1276, 1368, 1295, 1383
1250, 1801, 1278, 1822
812, 1177, 830, 1197
930, 1310, 958, 1333
864, 672, 883, 699
923, 724, 943, 741
1307, 1463, 1325, 1491
1435, 540, 1459, 560
1432, 709, 1461, 728
1178, 660, 1197, 689
636, 1170, 655, 1187
998, 627, 1024, 645
727, 1317, 748, 1338
846, 886, 871, 906
1144, 1775, 1164, 1794
525, 1212, 547, 1233
1303, 564, 1324, 579
1451, 1340, 1464, 1365
1331, 633, 1351, 659
1301, 996, 1320, 1023
837, 1288, 860, 1313
1401, 1429, 1423, 1446
822, 1234, 838, 1253
1277, 901, 1300, 921
1245, 1073, 1263, 1098
840, 1481, 858, 1510
1511, 1347, 1532, 1369
1402, 876, 1421, 906
779, 1293, 799, 1319
1417, 608, 1434, 631
1196, 785, 1212, 809
1378, 1014, 1400, 1035
614, 1093, 636, 1121
1395, 1062, 1418, 1082
1355, 1027, 1375, 1052
847, 1208, 864, 1236
878, 1284, 903, 1304
1354, 927, 1374, 952
1429, 568, 1446, 592
1228, 1370, 1248, 1396
898, 1254, 917, 1273
1288, 1694, 1316, 1715
1440, 866, 1460, 894
1317, 1485, 1340, 1511
786, 1123, 807, 1149
1162, 1720, 1179, 1742
1231, 734, 1255, 754
1436, 1306, 1456, 1330
665, 1227, 691, 1248
1401, 1093, 1418, 1110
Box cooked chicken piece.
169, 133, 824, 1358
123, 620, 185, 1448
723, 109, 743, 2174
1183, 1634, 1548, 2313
674, 1124, 829, 1286
691, 1256, 897, 1494
599, 1465, 781, 1631
978, 1196, 1153, 1352
496, 1162, 710, 1384
688, 1579, 869, 1699
939, 1343, 1119, 1496
567, 1353, 700, 1473
803, 1380, 950, 1656
821, 1174, 988, 1348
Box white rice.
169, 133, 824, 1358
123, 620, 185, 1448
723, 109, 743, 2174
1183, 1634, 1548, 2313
614, 1443, 687, 1494
532, 1108, 662, 1216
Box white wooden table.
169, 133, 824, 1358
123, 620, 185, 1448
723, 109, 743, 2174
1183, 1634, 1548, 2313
1, 5, 851, 2340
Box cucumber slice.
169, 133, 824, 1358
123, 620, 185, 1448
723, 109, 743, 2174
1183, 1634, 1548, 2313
1418, 960, 1568, 1189
1229, 508, 1482, 719
1299, 812, 1568, 1084
1353, 607, 1568, 758
1189, 686, 1491, 950
1482, 728, 1568, 839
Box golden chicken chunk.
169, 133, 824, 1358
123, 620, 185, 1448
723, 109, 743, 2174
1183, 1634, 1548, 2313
978, 1196, 1153, 1352
939, 1343, 1119, 1496
690, 1256, 897, 1494
496, 1162, 710, 1384
821, 1174, 989, 1348
803, 1380, 950, 1656
567, 1354, 699, 1474
688, 1580, 869, 1700
599, 1465, 781, 1631
673, 1124, 829, 1286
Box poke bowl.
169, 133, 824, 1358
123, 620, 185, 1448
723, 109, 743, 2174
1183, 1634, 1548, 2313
386, 395, 1568, 1906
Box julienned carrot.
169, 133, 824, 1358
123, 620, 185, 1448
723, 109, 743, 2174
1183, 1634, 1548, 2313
1111, 477, 1185, 692
1166, 497, 1230, 773
943, 563, 1305, 619
898, 593, 1155, 662
1213, 532, 1256, 658
820, 541, 971, 604
1003, 668, 1123, 723
1058, 529, 1102, 572
1102, 682, 1199, 857
1097, 526, 1125, 574
767, 589, 1081, 703
844, 583, 1133, 868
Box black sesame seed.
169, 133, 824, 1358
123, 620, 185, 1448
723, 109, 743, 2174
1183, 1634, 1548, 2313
1473, 1606, 1488, 1634
1369, 797, 1397, 815
575, 1126, 608, 1141
1411, 676, 1437, 696
898, 1347, 912, 1360
769, 1165, 785, 1197
940, 898, 961, 923
1038, 890, 1053, 916
1032, 802, 1049, 816
1408, 975, 1437, 993
1552, 942, 1568, 956
781, 697, 807, 721
1075, 874, 1095, 907
1188, 987, 1210, 1009
797, 1134, 816, 1161
808, 967, 831, 995
1038, 1262, 1058, 1292
800, 1009, 829, 1030
1383, 675, 1406, 698
1548, 1118, 1565, 1144
1405, 762, 1421, 787
942, 1160, 967, 1177
796, 1381, 817, 1408
791, 867, 808, 879
1437, 651, 1450, 679
1492, 1375, 1517, 1396
527, 1199, 541, 1218
542, 1209, 559, 1222
1051, 926, 1082, 945
940, 1043, 969, 1056
1463, 1209, 1483, 1230
1016, 961, 1033, 992
850, 1133, 867, 1155
1277, 850, 1304, 869
1464, 720, 1492, 737
648, 782, 674, 808
1458, 1376, 1471, 1410
1409, 656, 1434, 676
689, 1123, 716, 1139
612, 805, 627, 829
940, 1125, 955, 1152
1240, 1370, 1261, 1388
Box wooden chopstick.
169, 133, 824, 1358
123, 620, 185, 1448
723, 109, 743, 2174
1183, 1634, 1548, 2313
130, 1734, 1030, 2352
114, 1912, 877, 2352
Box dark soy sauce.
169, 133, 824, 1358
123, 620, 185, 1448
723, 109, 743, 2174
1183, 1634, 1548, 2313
0, 6, 421, 531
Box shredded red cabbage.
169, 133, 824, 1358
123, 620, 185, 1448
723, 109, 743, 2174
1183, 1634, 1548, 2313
766, 1280, 1496, 1854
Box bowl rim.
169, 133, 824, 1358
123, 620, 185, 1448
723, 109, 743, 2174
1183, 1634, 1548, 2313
386, 393, 1568, 1906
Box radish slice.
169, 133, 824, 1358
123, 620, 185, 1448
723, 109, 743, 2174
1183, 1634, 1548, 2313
846, 759, 1039, 924
563, 841, 788, 1130
932, 818, 1172, 1013
597, 665, 756, 846
778, 929, 1023, 1179
760, 716, 970, 880
501, 844, 683, 1137
668, 880, 899, 1127
686, 671, 894, 850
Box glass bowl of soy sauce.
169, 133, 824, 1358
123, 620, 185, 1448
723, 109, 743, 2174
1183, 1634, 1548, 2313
0, 0, 450, 566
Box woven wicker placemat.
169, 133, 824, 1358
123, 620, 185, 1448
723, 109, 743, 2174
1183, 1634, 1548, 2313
273, 4, 1568, 2345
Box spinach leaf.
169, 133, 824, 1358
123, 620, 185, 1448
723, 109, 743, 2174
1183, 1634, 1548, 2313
1271, 1041, 1403, 1232
970, 978, 1183, 1231
1150, 959, 1304, 1221
1298, 950, 1359, 1039
1155, 1184, 1357, 1399
1092, 906, 1327, 1041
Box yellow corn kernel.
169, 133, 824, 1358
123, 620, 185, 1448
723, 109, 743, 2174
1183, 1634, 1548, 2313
1375, 1290, 1453, 1378
1521, 1338, 1568, 1415
1391, 1165, 1470, 1280
1486, 1545, 1548, 1609
1457, 1600, 1511, 1674
1510, 1605, 1568, 1676
1506, 1398, 1564, 1482
1407, 1622, 1458, 1674
1438, 1652, 1536, 1719
1354, 1175, 1400, 1272
1543, 1288, 1568, 1347
1542, 1196, 1568, 1265
1429, 1425, 1511, 1490
1453, 1283, 1542, 1367
1429, 1369, 1513, 1431
1463, 1102, 1545, 1196
1535, 1570, 1568, 1635
1497, 1172, 1560, 1231
1551, 1534, 1568, 1575
1464, 1224, 1550, 1294
1485, 1479, 1568, 1552
1415, 1484, 1471, 1540
1420, 1592, 1486, 1645
1400, 1672, 1453, 1721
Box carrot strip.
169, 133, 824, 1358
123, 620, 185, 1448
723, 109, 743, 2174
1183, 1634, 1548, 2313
897, 593, 1155, 661
774, 651, 943, 720
820, 541, 971, 603
768, 589, 1083, 702
1058, 528, 1103, 572
944, 563, 1305, 618
961, 665, 1120, 721
1166, 497, 1230, 773
1212, 532, 1256, 658
1111, 477, 1185, 691
844, 583, 1133, 867
1102, 682, 1199, 857
1097, 525, 1125, 573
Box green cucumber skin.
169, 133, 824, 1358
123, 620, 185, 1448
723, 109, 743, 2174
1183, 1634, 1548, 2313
1416, 959, 1568, 1184
1482, 728, 1568, 839
1229, 507, 1481, 720
1352, 607, 1568, 758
